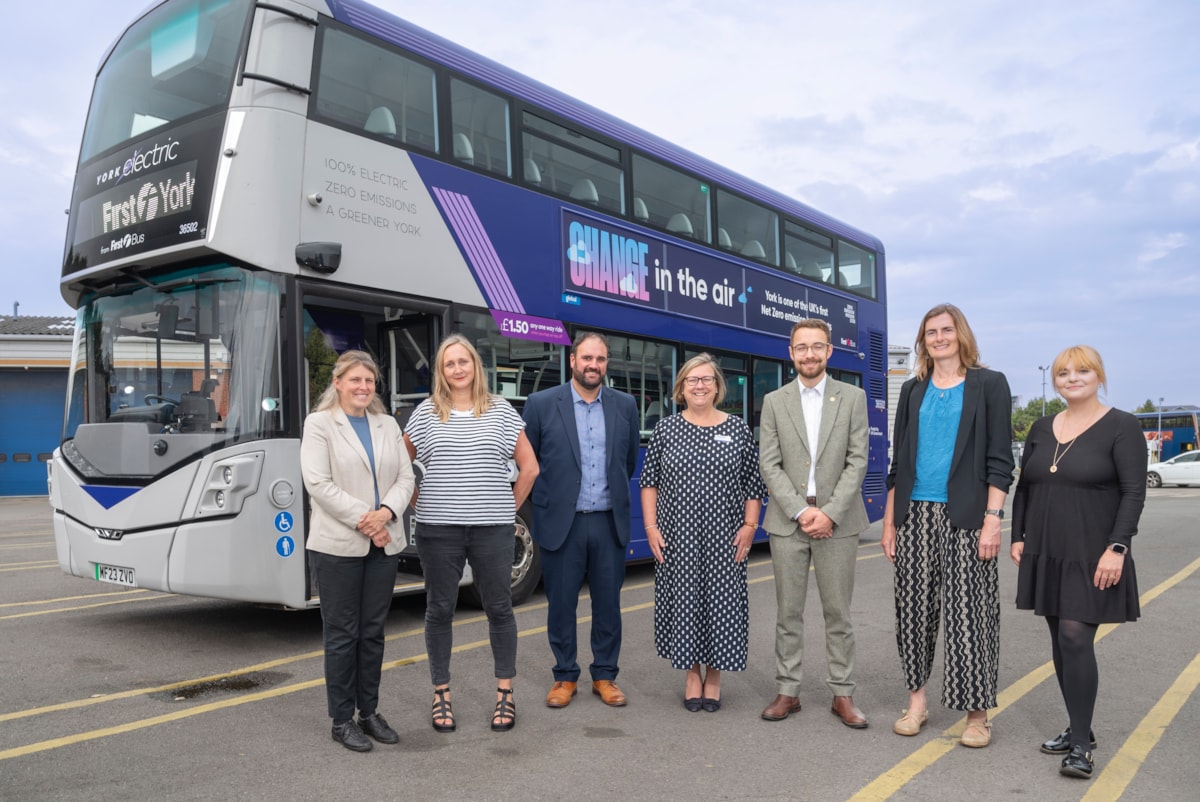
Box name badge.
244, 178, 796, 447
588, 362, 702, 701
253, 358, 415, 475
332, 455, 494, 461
713, 434, 733, 443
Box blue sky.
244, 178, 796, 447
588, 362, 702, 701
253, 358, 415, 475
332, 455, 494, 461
3, 0, 1197, 411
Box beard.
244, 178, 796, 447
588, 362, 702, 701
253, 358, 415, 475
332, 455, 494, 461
798, 360, 825, 380
573, 366, 604, 389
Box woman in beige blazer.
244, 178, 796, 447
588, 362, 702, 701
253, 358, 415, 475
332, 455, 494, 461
301, 350, 414, 752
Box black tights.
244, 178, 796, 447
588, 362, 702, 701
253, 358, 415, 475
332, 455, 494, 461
1047, 615, 1099, 748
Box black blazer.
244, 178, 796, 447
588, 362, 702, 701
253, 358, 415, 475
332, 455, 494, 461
887, 367, 1015, 530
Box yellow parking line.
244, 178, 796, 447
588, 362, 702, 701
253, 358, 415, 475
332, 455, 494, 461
0, 542, 55, 550
0, 594, 175, 621
0, 561, 59, 573
0, 589, 150, 610
1082, 651, 1200, 802
848, 555, 1200, 801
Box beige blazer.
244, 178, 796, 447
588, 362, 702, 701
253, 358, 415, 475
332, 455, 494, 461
300, 407, 415, 557
759, 377, 870, 539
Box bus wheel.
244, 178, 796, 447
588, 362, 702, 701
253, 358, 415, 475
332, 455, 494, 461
463, 507, 541, 607
1147, 472, 1162, 488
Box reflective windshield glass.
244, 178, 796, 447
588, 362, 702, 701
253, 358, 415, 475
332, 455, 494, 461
78, 0, 249, 162
63, 265, 284, 479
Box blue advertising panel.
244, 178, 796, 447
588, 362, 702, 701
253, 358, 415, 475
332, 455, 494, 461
561, 211, 857, 349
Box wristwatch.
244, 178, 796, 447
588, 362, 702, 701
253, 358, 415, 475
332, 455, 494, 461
984, 508, 1004, 519
1108, 543, 1129, 555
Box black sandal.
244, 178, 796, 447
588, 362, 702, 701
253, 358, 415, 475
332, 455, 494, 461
431, 687, 455, 733
491, 687, 516, 731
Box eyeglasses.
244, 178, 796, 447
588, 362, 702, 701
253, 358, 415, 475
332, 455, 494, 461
683, 375, 717, 387
790, 343, 829, 356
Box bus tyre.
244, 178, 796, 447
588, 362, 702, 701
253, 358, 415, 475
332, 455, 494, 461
1147, 472, 1162, 488
463, 506, 541, 608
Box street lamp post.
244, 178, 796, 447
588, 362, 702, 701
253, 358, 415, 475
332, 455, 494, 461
1038, 365, 1049, 416
1158, 397, 1164, 460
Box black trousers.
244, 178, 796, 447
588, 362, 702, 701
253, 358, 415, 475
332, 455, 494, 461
310, 546, 398, 721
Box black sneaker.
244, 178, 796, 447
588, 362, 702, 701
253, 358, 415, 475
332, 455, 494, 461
1060, 744, 1094, 779
331, 719, 373, 752
358, 712, 400, 744
1040, 727, 1097, 755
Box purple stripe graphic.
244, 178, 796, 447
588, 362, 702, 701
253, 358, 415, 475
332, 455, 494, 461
431, 187, 524, 313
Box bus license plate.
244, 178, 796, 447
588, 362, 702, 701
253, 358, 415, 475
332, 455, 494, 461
95, 563, 136, 587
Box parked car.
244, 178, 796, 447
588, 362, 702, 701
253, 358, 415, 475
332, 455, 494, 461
1147, 451, 1200, 487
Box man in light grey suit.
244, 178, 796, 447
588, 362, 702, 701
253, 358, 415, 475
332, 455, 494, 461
759, 319, 871, 727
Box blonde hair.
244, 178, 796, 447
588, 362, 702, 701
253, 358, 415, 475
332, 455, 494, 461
430, 334, 494, 422
913, 303, 984, 380
1051, 344, 1107, 391
672, 353, 727, 407
314, 350, 386, 414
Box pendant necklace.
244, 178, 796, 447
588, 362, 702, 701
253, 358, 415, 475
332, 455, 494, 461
1049, 409, 1099, 473
1049, 438, 1076, 473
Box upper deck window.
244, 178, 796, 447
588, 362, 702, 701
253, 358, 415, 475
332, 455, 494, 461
783, 221, 834, 283
79, 0, 249, 163
451, 79, 511, 177
631, 155, 711, 243
521, 112, 623, 216
314, 28, 438, 153
837, 240, 877, 300
715, 190, 779, 266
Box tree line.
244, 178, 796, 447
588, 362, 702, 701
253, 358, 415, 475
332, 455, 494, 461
1011, 398, 1160, 442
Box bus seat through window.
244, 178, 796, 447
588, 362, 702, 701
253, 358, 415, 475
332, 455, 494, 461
741, 240, 766, 259
570, 178, 599, 205
453, 132, 475, 165
524, 157, 542, 186
785, 251, 798, 271
633, 197, 649, 222
718, 227, 732, 249
364, 106, 397, 139
666, 213, 693, 238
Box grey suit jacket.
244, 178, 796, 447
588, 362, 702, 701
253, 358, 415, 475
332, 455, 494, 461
759, 377, 870, 539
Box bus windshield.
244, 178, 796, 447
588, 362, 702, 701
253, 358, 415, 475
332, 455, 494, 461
62, 265, 284, 480
78, 0, 249, 163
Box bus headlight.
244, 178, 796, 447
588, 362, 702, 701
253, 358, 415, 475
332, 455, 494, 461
195, 452, 265, 517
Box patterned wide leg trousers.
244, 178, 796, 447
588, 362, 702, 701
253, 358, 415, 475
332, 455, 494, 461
894, 500, 999, 710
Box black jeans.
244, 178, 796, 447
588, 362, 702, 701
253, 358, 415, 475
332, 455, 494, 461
310, 545, 398, 721
417, 523, 517, 686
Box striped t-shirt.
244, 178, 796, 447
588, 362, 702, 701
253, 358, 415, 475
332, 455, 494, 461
404, 397, 524, 526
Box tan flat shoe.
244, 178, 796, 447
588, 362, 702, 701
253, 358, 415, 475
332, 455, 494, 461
960, 720, 992, 748
893, 708, 928, 736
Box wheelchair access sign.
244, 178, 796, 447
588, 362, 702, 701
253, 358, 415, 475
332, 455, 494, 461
275, 512, 295, 557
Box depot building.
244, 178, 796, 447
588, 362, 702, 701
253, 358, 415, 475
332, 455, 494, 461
0, 315, 73, 495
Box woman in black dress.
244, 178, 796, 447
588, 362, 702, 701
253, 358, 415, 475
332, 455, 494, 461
1011, 345, 1145, 780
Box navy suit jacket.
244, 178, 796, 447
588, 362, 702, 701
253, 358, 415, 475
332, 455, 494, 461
522, 383, 640, 550
887, 367, 1015, 530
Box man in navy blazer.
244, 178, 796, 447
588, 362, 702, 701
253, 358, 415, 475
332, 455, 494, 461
523, 332, 640, 709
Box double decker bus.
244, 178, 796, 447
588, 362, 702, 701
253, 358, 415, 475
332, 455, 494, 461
51, 0, 888, 608
1136, 408, 1199, 462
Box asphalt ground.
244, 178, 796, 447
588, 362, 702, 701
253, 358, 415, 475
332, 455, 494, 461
1, 489, 1198, 801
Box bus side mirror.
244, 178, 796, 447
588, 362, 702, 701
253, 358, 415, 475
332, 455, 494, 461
296, 242, 342, 274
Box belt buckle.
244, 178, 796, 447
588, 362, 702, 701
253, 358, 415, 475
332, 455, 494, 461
806, 496, 818, 506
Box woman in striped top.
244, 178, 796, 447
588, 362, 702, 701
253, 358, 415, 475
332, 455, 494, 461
404, 334, 539, 733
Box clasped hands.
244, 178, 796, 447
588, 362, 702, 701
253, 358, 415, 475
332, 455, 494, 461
799, 507, 833, 539
357, 507, 394, 548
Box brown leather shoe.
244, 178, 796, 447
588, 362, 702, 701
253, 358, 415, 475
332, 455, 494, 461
545, 681, 577, 708
592, 680, 627, 706
761, 694, 802, 721
831, 696, 868, 729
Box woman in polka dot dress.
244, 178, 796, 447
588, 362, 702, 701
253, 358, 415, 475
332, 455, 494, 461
640, 353, 766, 711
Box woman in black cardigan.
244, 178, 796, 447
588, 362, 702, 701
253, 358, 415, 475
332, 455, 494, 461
882, 303, 1014, 748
